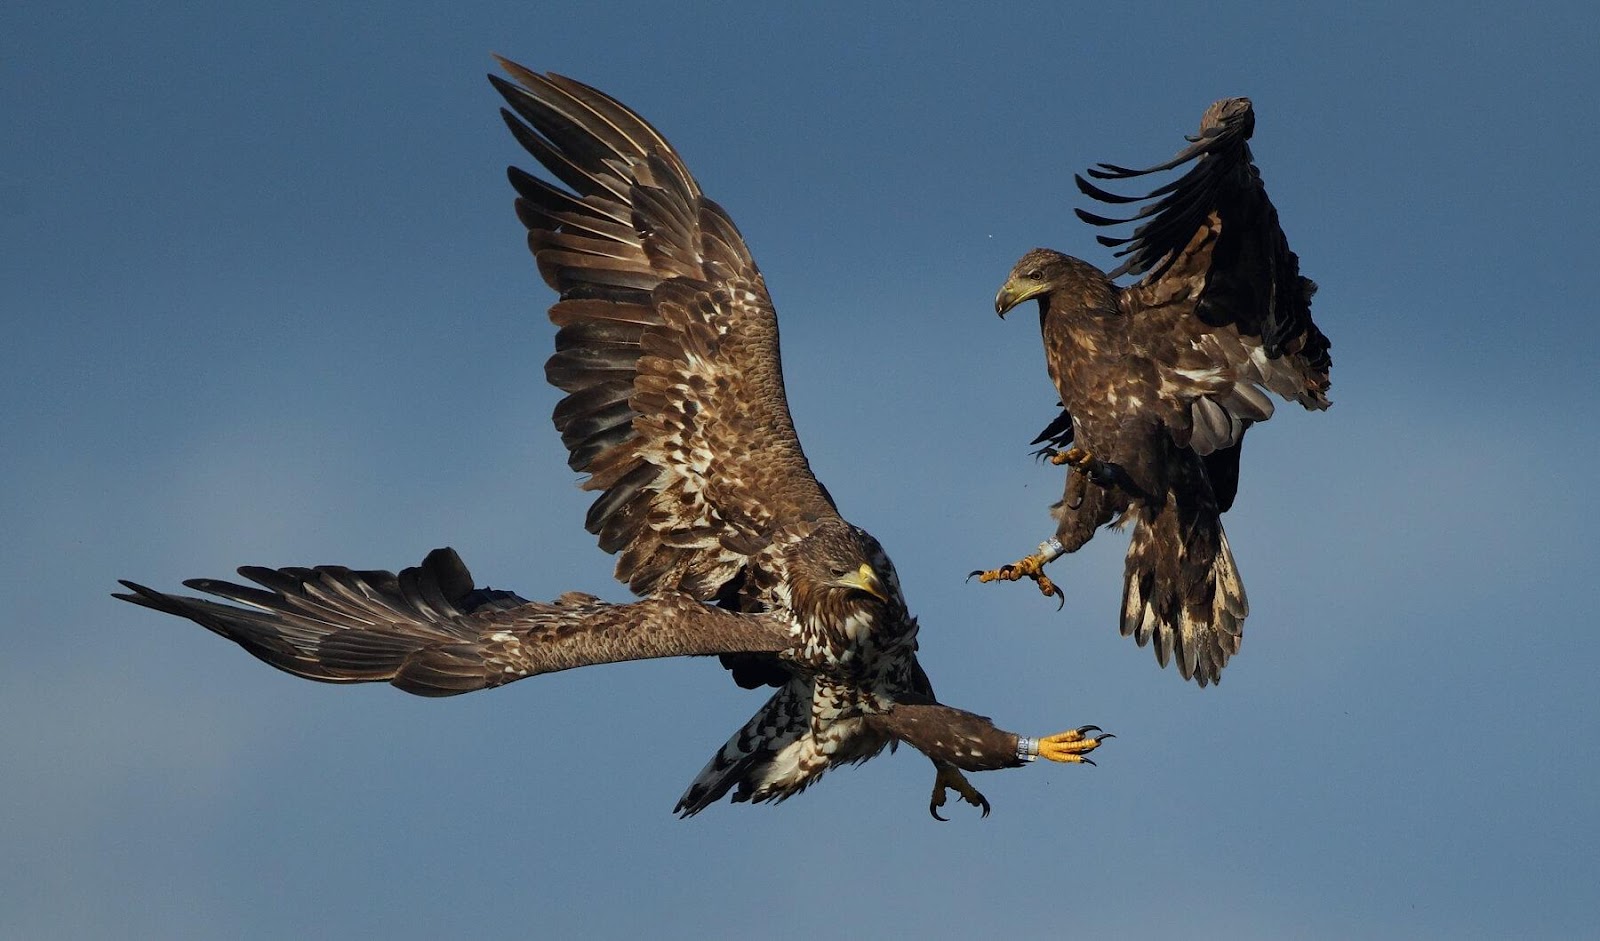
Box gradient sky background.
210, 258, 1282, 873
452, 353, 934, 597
6, 2, 1598, 938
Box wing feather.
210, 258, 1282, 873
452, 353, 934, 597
1081, 98, 1332, 454
115, 548, 790, 697
492, 60, 838, 601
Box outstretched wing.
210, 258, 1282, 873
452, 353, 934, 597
115, 547, 789, 697
490, 61, 838, 603
1078, 98, 1331, 459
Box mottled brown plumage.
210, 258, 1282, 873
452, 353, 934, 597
115, 61, 1108, 818
489, 61, 1102, 814
116, 549, 791, 696
985, 97, 1331, 686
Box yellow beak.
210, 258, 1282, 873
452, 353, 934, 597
995, 278, 1047, 318
837, 563, 889, 602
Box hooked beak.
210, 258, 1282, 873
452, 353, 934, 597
837, 563, 888, 603
994, 278, 1046, 318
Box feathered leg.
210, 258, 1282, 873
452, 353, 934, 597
867, 704, 1113, 818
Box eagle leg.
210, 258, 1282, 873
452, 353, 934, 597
967, 552, 1064, 609
1051, 447, 1150, 504
1029, 725, 1114, 765
1064, 468, 1089, 510
929, 763, 991, 821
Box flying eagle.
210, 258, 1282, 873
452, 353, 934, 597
116, 60, 1108, 818
972, 98, 1332, 687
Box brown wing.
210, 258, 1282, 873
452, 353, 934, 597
490, 60, 838, 603
1079, 98, 1331, 458
114, 547, 789, 697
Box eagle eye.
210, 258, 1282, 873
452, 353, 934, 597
1026, 269, 1044, 281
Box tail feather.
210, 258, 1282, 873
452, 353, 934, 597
1120, 501, 1248, 687
675, 682, 810, 817
674, 680, 890, 816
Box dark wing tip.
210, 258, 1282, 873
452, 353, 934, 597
111, 581, 153, 604
113, 579, 189, 613
1076, 96, 1267, 281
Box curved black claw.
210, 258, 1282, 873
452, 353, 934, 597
1035, 726, 1114, 765
929, 766, 992, 821
1033, 572, 1065, 610
929, 791, 991, 821
969, 558, 1064, 610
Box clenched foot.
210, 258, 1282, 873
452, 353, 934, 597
928, 764, 991, 821
1050, 447, 1149, 502
1026, 725, 1114, 765
968, 554, 1063, 608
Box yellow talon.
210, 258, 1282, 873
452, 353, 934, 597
968, 553, 1063, 607
1036, 726, 1112, 764
1049, 446, 1091, 468
970, 553, 1046, 583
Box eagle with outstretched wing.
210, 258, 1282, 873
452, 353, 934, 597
116, 60, 1108, 818
972, 98, 1331, 687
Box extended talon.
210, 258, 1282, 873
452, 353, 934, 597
968, 554, 1064, 608
929, 765, 991, 821
1036, 725, 1113, 765
1033, 572, 1063, 608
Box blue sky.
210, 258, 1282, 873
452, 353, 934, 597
5, 2, 1598, 938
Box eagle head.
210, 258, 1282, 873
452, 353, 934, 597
995, 248, 1108, 318
785, 520, 905, 637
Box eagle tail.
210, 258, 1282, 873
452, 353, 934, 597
674, 681, 889, 816
1119, 497, 1248, 687
675, 682, 807, 816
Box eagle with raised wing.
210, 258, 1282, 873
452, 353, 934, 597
972, 98, 1332, 687
116, 61, 1108, 819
